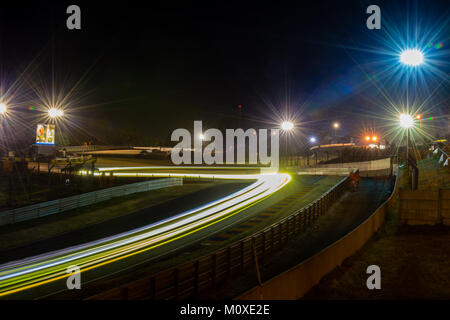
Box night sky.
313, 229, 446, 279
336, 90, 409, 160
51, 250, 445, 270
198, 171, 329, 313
0, 0, 448, 145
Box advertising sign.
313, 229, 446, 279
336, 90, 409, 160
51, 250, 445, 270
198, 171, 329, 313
36, 124, 56, 145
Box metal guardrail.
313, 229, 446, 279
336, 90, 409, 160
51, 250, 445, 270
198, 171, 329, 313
87, 176, 350, 300
0, 178, 182, 226
53, 155, 94, 164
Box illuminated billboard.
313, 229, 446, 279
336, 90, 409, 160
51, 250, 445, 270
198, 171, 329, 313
36, 124, 56, 145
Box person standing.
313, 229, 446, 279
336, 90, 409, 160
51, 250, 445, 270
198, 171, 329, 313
355, 170, 361, 190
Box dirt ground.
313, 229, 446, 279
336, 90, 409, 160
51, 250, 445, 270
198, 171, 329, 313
304, 205, 450, 300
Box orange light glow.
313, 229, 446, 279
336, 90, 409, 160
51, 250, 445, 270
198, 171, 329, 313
372, 136, 377, 142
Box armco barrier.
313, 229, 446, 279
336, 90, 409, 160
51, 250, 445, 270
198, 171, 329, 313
0, 178, 182, 226
237, 172, 399, 300
86, 177, 349, 300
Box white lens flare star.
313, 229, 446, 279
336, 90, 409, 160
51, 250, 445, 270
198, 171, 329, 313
48, 108, 64, 118
400, 49, 424, 66
399, 113, 414, 128
281, 121, 294, 131
0, 103, 7, 114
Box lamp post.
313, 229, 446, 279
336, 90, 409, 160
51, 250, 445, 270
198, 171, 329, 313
46, 108, 64, 148
333, 122, 339, 138
400, 49, 424, 66
48, 108, 64, 119
0, 103, 6, 155
399, 113, 414, 167
281, 121, 294, 167
398, 48, 424, 169
0, 103, 7, 115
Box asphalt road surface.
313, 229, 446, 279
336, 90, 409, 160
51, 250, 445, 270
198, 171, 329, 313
1, 173, 340, 299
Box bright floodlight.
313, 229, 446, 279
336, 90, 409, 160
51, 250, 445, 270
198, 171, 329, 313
399, 113, 414, 128
281, 121, 294, 131
48, 108, 64, 118
400, 49, 424, 66
333, 122, 339, 129
0, 103, 7, 114
309, 137, 317, 143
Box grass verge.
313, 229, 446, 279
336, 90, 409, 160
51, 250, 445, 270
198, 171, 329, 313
0, 182, 213, 251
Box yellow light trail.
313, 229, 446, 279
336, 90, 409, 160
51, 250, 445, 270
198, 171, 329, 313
0, 168, 291, 297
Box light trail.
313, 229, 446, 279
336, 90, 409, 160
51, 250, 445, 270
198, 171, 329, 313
0, 168, 291, 297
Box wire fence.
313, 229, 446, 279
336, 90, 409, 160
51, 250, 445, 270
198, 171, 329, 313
87, 177, 350, 300
0, 177, 182, 226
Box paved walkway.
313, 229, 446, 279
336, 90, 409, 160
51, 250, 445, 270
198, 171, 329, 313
206, 177, 393, 299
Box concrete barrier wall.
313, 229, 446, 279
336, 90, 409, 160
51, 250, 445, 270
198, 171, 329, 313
297, 168, 354, 176
237, 174, 399, 300
316, 157, 391, 171
296, 158, 395, 177
400, 189, 450, 226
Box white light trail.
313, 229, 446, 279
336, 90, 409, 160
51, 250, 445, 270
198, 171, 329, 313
0, 168, 291, 296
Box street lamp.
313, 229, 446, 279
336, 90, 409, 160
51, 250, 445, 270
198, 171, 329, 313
280, 121, 294, 167
399, 113, 414, 167
48, 108, 64, 118
281, 121, 294, 131
400, 49, 424, 66
0, 103, 7, 151
309, 137, 317, 144
399, 113, 414, 128
333, 122, 339, 137
0, 103, 7, 115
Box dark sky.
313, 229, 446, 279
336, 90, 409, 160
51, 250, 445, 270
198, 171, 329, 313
0, 0, 448, 145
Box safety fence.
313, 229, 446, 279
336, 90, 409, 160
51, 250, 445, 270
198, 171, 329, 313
59, 145, 128, 153
87, 177, 349, 300
0, 178, 182, 226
